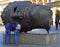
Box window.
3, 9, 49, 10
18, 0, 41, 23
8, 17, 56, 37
31, 0, 47, 5
49, 0, 51, 2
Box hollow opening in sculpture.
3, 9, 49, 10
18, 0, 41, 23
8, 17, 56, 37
14, 6, 17, 12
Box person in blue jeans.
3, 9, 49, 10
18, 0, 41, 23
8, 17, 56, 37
5, 22, 21, 45
14, 22, 21, 45
5, 23, 11, 44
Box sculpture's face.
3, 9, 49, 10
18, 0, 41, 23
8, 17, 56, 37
12, 6, 23, 20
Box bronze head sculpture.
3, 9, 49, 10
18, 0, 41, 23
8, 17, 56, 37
1, 1, 52, 33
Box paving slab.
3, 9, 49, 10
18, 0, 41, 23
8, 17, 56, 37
0, 26, 60, 47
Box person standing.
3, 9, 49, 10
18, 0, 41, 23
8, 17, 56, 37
5, 22, 21, 45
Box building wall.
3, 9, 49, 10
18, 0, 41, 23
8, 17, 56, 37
31, 0, 47, 5
0, 0, 9, 25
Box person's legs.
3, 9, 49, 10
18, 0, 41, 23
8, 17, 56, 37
14, 22, 21, 45
14, 29, 19, 44
5, 23, 11, 44
5, 30, 11, 44
55, 21, 59, 30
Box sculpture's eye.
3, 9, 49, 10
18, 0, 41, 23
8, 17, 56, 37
14, 6, 20, 15
14, 6, 17, 12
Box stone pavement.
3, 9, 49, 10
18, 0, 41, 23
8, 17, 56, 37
0, 26, 60, 47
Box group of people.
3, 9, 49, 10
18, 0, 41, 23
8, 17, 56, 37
5, 21, 21, 45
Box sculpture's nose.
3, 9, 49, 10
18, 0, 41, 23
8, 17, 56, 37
13, 12, 18, 17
